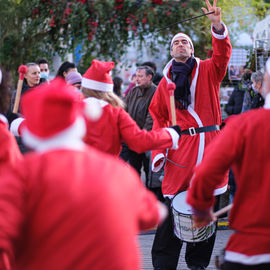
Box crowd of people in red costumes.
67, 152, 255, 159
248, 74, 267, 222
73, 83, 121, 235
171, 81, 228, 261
0, 1, 270, 270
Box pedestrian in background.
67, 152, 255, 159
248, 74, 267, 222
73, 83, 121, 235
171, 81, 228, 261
241, 70, 264, 112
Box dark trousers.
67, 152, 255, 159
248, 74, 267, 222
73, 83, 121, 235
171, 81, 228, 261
120, 144, 149, 182
221, 261, 270, 270
152, 197, 218, 269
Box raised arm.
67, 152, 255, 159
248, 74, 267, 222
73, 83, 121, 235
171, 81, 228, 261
202, 0, 232, 82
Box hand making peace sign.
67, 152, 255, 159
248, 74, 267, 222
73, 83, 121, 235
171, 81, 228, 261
202, 0, 223, 31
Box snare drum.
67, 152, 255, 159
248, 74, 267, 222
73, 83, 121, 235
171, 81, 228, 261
171, 191, 216, 243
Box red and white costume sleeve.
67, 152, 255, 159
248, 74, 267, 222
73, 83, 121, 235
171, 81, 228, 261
83, 97, 179, 156
9, 117, 25, 136
0, 140, 161, 270
149, 23, 232, 196
187, 93, 270, 265
0, 114, 22, 166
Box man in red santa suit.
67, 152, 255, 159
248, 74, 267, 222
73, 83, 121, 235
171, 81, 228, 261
0, 67, 23, 169
0, 78, 168, 270
81, 59, 181, 156
187, 58, 270, 270
149, 0, 232, 269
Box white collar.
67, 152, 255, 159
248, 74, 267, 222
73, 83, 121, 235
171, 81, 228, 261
162, 57, 200, 84
84, 97, 108, 108
264, 93, 270, 109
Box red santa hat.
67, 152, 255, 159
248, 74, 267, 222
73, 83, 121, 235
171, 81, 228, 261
82, 59, 115, 92
170, 33, 194, 52
20, 78, 101, 149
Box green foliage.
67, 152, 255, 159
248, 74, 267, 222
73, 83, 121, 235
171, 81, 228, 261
0, 0, 268, 80
250, 0, 270, 18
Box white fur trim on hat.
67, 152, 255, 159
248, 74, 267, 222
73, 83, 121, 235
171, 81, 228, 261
22, 116, 86, 152
171, 33, 194, 51
81, 77, 113, 92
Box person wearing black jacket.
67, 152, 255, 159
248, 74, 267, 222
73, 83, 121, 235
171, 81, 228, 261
225, 72, 251, 115
8, 62, 45, 154
241, 70, 264, 112
120, 65, 157, 195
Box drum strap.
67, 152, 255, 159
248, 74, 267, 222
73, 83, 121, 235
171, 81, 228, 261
181, 125, 220, 136
165, 157, 185, 168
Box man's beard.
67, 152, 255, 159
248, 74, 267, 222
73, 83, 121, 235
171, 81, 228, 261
174, 52, 190, 62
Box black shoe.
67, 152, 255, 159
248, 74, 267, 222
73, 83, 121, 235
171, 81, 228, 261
189, 266, 206, 270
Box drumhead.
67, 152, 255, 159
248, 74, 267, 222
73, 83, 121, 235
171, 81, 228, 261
171, 191, 193, 215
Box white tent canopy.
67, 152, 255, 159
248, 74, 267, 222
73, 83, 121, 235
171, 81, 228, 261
253, 15, 270, 50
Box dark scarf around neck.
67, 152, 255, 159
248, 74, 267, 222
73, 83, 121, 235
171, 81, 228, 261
171, 57, 196, 109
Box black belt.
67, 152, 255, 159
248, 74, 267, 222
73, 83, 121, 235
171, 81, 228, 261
181, 125, 220, 136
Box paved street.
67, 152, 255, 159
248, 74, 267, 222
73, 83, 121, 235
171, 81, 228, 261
139, 228, 233, 270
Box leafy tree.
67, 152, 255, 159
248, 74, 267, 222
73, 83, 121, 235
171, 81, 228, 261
0, 0, 268, 80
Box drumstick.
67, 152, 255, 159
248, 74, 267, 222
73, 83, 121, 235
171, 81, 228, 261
213, 204, 233, 218
191, 204, 233, 229
168, 83, 176, 125
13, 65, 27, 113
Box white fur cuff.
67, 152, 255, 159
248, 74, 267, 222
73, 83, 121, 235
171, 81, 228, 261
211, 22, 228, 40
152, 153, 165, 172
10, 117, 24, 136
165, 128, 179, 149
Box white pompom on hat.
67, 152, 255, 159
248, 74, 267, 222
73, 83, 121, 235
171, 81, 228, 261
82, 59, 115, 92
83, 97, 102, 121
170, 33, 194, 52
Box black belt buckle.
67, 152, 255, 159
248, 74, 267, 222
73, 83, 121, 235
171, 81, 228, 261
189, 127, 196, 136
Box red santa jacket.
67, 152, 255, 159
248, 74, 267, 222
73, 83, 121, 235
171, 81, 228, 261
84, 97, 178, 156
187, 94, 270, 264
0, 143, 161, 270
149, 23, 232, 196
9, 99, 178, 157
0, 114, 22, 167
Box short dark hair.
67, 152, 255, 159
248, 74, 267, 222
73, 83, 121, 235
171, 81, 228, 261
136, 65, 154, 80
142, 61, 157, 73
36, 58, 49, 65
113, 76, 123, 97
